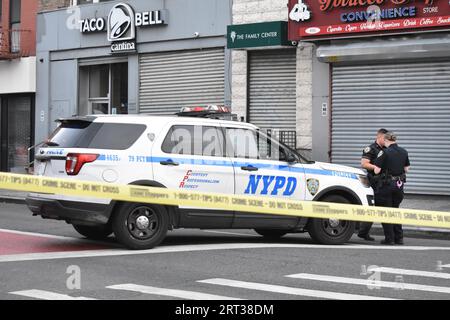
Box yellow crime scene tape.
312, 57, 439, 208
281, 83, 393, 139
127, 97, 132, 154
1, 171, 450, 229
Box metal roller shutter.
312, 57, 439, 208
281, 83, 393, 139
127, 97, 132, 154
248, 50, 297, 147
139, 48, 225, 115
332, 61, 450, 195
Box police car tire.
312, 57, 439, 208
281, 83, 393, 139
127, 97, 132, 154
72, 224, 113, 240
112, 202, 169, 250
254, 229, 288, 239
307, 195, 356, 245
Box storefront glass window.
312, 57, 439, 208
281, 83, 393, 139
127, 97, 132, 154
111, 63, 128, 114
89, 64, 109, 99
91, 102, 109, 114
79, 63, 128, 115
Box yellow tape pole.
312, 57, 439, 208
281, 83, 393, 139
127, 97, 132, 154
1, 172, 450, 229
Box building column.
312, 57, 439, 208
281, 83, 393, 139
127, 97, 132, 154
231, 50, 247, 121
296, 43, 313, 156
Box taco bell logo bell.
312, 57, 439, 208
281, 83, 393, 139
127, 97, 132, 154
108, 3, 135, 42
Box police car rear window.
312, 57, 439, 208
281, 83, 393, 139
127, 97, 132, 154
49, 121, 146, 150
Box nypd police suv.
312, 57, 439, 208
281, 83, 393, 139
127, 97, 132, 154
26, 106, 374, 250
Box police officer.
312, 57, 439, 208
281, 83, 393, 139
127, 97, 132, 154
358, 128, 388, 241
374, 131, 410, 245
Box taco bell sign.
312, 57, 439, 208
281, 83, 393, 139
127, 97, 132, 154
79, 2, 168, 53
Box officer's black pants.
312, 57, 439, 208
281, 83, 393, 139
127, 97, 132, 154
377, 181, 404, 242
358, 222, 372, 238
358, 188, 380, 237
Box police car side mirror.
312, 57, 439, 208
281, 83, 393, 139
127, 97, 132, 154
287, 153, 297, 164
282, 151, 296, 164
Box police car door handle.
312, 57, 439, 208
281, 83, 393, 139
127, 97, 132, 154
241, 165, 258, 172
160, 159, 179, 166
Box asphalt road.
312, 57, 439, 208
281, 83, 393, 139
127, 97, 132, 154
0, 202, 449, 300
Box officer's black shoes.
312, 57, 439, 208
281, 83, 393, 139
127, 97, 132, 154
380, 239, 403, 245
358, 234, 375, 241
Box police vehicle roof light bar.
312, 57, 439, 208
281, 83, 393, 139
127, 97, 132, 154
176, 105, 237, 120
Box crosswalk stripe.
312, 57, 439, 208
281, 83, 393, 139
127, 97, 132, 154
441, 264, 450, 269
107, 283, 243, 300
286, 273, 450, 294
370, 267, 450, 279
10, 289, 96, 300
198, 278, 398, 300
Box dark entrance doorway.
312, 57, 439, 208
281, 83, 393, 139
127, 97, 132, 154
0, 94, 34, 173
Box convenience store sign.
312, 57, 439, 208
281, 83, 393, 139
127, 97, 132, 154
288, 0, 450, 40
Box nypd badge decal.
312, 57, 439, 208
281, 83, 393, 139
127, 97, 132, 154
307, 178, 320, 196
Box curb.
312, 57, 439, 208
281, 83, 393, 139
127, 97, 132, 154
0, 196, 26, 205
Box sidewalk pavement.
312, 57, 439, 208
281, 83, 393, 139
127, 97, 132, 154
1, 189, 449, 239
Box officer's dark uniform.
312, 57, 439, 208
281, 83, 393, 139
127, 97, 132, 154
374, 143, 410, 243
358, 142, 385, 238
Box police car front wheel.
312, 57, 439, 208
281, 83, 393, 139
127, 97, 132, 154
307, 195, 356, 245
112, 202, 169, 250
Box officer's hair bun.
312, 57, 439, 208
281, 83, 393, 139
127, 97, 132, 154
384, 132, 397, 141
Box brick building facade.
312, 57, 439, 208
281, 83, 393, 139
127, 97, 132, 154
38, 0, 71, 12
1, 0, 37, 56
0, 0, 38, 172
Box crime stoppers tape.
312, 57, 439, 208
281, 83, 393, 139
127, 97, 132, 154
1, 172, 450, 229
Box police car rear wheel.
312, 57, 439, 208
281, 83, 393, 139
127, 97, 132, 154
307, 195, 355, 245
72, 224, 113, 240
254, 229, 288, 239
112, 203, 169, 250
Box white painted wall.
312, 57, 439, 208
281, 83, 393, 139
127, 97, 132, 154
0, 57, 36, 94
231, 0, 313, 151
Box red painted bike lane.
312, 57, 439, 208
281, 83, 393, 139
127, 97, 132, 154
0, 230, 113, 255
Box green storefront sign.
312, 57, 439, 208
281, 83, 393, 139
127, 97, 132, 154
227, 21, 291, 49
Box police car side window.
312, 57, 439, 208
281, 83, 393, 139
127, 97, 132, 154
257, 132, 286, 161
161, 125, 224, 157
202, 126, 225, 157
225, 128, 259, 159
